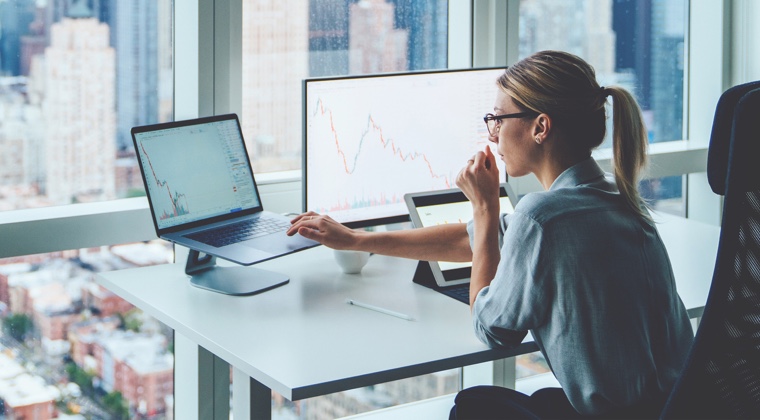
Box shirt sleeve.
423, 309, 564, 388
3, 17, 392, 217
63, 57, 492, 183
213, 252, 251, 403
469, 211, 552, 349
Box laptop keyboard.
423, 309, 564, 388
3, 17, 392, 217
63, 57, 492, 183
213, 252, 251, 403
186, 216, 291, 248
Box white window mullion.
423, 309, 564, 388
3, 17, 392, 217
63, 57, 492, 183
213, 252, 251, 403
684, 0, 728, 225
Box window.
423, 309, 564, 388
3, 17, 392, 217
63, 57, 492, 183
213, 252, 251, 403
0, 0, 173, 211
0, 0, 173, 417
241, 0, 449, 174
518, 0, 688, 215
0, 242, 174, 418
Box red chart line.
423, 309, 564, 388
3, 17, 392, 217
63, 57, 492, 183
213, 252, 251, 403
313, 98, 452, 189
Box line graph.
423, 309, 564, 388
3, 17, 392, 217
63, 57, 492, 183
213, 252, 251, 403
304, 69, 505, 223
140, 142, 191, 220
314, 98, 454, 189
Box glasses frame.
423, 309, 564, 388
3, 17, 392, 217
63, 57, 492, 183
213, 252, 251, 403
483, 112, 540, 136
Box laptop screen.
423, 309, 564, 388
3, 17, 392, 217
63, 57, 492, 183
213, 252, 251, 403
133, 115, 262, 231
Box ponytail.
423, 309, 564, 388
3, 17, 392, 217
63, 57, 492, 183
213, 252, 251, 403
607, 86, 650, 221
501, 51, 651, 222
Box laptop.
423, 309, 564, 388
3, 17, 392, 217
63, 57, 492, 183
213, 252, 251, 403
132, 113, 320, 266
404, 184, 518, 304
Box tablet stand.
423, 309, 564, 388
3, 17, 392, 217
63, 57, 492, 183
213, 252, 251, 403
184, 249, 289, 296
412, 260, 438, 289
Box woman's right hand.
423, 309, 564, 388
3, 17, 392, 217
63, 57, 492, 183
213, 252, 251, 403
286, 211, 359, 250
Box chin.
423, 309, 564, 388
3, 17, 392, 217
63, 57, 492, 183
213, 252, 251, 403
505, 167, 528, 178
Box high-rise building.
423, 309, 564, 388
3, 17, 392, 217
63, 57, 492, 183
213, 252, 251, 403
242, 0, 309, 172
650, 0, 685, 143
113, 0, 159, 150
42, 6, 116, 203
20, 4, 49, 77
390, 0, 447, 70
585, 0, 616, 75
0, 87, 27, 186
348, 0, 408, 74
0, 0, 36, 76
156, 0, 173, 124
308, 0, 350, 76
519, 0, 586, 59
613, 0, 652, 108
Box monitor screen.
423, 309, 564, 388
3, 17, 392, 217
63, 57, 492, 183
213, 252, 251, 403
303, 67, 506, 227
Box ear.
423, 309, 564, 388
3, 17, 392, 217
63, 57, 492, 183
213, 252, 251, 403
532, 113, 552, 143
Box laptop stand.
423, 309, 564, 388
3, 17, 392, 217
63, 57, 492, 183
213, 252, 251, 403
184, 249, 289, 296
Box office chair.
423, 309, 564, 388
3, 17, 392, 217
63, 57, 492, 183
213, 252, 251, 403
660, 81, 760, 419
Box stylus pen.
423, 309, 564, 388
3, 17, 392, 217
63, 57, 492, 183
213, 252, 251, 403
345, 299, 414, 321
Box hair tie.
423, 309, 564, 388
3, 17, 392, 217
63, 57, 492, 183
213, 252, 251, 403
600, 86, 608, 97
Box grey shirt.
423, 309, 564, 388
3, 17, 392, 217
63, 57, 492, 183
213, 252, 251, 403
467, 157, 693, 415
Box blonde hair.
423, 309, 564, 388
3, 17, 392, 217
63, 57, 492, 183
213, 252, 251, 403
498, 50, 649, 221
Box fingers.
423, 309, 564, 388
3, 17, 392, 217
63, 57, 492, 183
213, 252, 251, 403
297, 225, 322, 241
484, 146, 494, 169
290, 211, 319, 224
465, 151, 488, 172
286, 211, 322, 236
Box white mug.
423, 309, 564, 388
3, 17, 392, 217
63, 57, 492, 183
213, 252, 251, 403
334, 250, 371, 274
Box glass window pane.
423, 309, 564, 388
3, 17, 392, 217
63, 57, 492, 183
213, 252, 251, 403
518, 0, 687, 144
0, 0, 173, 211
0, 241, 174, 418
640, 175, 686, 217
242, 0, 449, 174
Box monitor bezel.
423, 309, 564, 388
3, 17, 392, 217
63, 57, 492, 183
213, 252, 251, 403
301, 66, 507, 229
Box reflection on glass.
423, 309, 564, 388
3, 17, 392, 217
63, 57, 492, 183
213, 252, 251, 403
0, 241, 174, 418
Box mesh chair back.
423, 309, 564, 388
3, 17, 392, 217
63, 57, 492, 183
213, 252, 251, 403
661, 85, 760, 419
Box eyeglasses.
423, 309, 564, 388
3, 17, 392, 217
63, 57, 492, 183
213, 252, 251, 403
483, 112, 539, 136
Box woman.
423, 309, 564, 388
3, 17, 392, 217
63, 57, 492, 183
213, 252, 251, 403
287, 50, 693, 418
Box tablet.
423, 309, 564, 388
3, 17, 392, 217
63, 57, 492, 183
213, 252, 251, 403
404, 184, 518, 287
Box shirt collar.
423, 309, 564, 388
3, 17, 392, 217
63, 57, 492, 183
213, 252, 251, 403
548, 157, 606, 191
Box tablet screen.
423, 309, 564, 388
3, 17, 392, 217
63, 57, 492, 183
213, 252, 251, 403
404, 184, 517, 287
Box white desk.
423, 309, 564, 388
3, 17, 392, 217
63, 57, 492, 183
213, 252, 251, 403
656, 213, 719, 319
96, 213, 719, 419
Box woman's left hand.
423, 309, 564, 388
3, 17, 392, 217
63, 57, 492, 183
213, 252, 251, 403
456, 146, 501, 213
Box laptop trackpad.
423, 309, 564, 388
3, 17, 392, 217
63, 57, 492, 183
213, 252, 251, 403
241, 233, 316, 254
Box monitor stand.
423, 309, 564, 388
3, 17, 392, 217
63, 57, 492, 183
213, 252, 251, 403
184, 249, 289, 296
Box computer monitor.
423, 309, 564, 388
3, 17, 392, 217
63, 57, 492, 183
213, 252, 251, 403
303, 67, 506, 228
